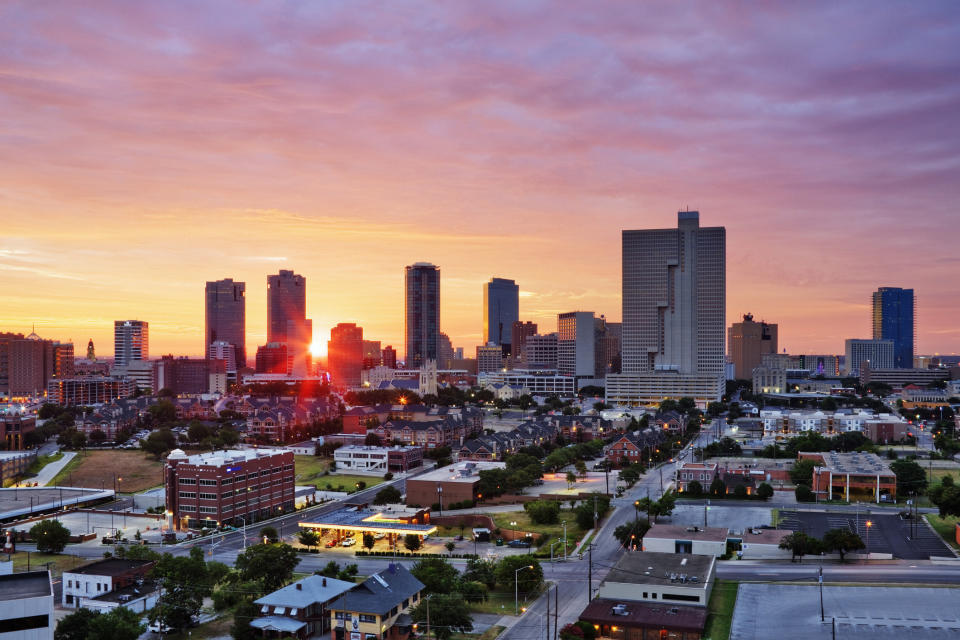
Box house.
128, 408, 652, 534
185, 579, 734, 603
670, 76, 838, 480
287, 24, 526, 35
653, 411, 685, 433
62, 558, 155, 608
285, 439, 323, 456
79, 578, 160, 614
484, 382, 527, 401
606, 429, 662, 467
577, 552, 715, 640
674, 462, 719, 493
328, 563, 425, 640
251, 574, 356, 639
0, 570, 54, 638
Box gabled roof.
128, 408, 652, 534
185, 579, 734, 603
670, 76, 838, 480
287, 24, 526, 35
333, 565, 424, 616
255, 575, 355, 608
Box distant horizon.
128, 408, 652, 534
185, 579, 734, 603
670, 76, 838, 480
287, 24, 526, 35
3, 3, 958, 358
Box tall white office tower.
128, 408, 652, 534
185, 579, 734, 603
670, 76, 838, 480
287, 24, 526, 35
606, 210, 725, 406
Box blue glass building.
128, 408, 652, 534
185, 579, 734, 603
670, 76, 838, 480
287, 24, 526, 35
872, 287, 915, 368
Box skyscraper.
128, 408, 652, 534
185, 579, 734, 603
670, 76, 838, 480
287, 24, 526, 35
844, 339, 894, 376
558, 311, 596, 378
114, 320, 148, 369
328, 323, 364, 387
607, 210, 726, 405
728, 314, 778, 379
405, 263, 440, 368
267, 270, 312, 375
483, 278, 519, 353
205, 278, 246, 368
872, 287, 915, 368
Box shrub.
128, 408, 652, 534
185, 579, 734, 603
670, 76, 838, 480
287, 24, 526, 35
795, 484, 815, 502
686, 480, 703, 498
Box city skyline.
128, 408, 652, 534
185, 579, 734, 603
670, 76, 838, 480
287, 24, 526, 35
2, 3, 959, 357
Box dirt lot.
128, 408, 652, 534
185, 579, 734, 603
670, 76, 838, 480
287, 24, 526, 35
51, 450, 165, 493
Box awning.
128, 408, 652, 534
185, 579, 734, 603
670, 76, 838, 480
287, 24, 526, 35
250, 616, 307, 633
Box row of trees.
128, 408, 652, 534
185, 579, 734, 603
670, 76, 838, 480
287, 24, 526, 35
779, 529, 865, 563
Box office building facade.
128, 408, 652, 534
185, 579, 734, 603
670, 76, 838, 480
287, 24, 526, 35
205, 278, 246, 368
728, 313, 778, 379
114, 320, 148, 369
844, 339, 894, 376
608, 210, 726, 405
872, 287, 915, 368
328, 323, 364, 388
483, 278, 519, 352
476, 343, 504, 374
558, 311, 596, 378
267, 270, 312, 376
405, 263, 440, 368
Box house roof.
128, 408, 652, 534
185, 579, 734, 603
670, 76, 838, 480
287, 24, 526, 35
644, 524, 727, 543
579, 598, 707, 633
331, 564, 424, 616
250, 616, 306, 633
65, 558, 153, 577
603, 551, 714, 588
255, 575, 355, 608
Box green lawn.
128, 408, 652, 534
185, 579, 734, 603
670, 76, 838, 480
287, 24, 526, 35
468, 588, 542, 615
24, 452, 64, 477
294, 455, 331, 483
161, 614, 232, 639
924, 514, 960, 551
490, 510, 585, 540
322, 473, 384, 493
48, 453, 86, 487
929, 468, 959, 484
5, 552, 87, 578
704, 580, 739, 640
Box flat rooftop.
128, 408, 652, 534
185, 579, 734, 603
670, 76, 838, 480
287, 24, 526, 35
733, 528, 791, 546
90, 578, 159, 603
0, 570, 51, 601
300, 507, 437, 535
168, 447, 289, 467
0, 487, 113, 520
66, 558, 153, 577
604, 552, 714, 588
581, 598, 707, 633
801, 451, 895, 476
645, 524, 728, 543
408, 461, 505, 483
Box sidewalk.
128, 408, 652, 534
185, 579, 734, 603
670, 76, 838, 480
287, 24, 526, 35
30, 451, 75, 487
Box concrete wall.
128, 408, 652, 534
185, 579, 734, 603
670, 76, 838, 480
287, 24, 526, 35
79, 592, 159, 614
0, 586, 53, 640
643, 537, 726, 557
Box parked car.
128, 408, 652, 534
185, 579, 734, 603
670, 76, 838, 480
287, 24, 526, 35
374, 532, 386, 540
325, 540, 337, 548
507, 539, 531, 548
341, 538, 356, 547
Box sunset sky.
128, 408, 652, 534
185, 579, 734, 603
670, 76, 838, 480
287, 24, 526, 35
2, 2, 959, 359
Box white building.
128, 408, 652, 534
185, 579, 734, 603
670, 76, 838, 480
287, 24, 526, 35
62, 558, 154, 608
208, 340, 238, 375
0, 570, 54, 640
608, 211, 725, 406
844, 339, 894, 376
113, 320, 148, 369
478, 370, 575, 396
334, 445, 389, 474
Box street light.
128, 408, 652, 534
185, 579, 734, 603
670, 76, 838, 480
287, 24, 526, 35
515, 565, 534, 615
865, 520, 872, 553
437, 486, 443, 516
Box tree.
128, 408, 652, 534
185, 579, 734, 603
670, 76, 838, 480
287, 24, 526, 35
411, 558, 459, 593
929, 475, 960, 517
822, 528, 865, 563
55, 608, 99, 640
574, 493, 611, 529
734, 484, 748, 499
410, 594, 473, 640
89, 429, 107, 445
151, 547, 211, 631
445, 540, 456, 555
463, 558, 497, 588
709, 477, 726, 498
795, 484, 815, 502
686, 480, 703, 498
457, 579, 488, 603
297, 529, 319, 549
230, 598, 261, 640
147, 400, 177, 424
363, 532, 375, 551
779, 531, 820, 563
373, 485, 402, 505
614, 520, 650, 549
404, 533, 422, 552
890, 458, 928, 496
187, 421, 212, 442
756, 482, 774, 500
524, 500, 560, 525
142, 428, 176, 459
31, 519, 70, 553
566, 471, 577, 489
495, 555, 543, 597
259, 526, 279, 543
87, 607, 143, 640
790, 459, 816, 485
235, 543, 301, 593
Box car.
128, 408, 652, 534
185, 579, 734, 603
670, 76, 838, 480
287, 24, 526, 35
374, 532, 386, 540
507, 539, 531, 548
325, 540, 337, 548
341, 538, 356, 547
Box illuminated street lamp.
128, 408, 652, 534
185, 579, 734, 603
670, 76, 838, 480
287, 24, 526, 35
515, 565, 534, 615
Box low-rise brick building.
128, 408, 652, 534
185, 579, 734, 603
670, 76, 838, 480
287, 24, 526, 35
801, 451, 897, 502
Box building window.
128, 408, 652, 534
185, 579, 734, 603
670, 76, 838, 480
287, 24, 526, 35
179, 492, 197, 499
178, 478, 197, 485
199, 493, 217, 500
199, 479, 217, 486
359, 614, 376, 623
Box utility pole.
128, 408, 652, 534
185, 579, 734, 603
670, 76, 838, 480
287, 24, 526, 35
546, 584, 550, 640
426, 594, 430, 640
554, 584, 558, 640
593, 495, 598, 531
819, 566, 824, 622
588, 542, 593, 603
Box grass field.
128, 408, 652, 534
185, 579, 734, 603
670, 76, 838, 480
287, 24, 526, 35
321, 474, 384, 493
49, 450, 165, 493
704, 580, 739, 640
490, 510, 586, 539
451, 625, 506, 640
25, 452, 64, 477
5, 551, 87, 578
162, 614, 231, 639
468, 587, 544, 615
294, 455, 331, 483
929, 468, 959, 483
925, 514, 960, 551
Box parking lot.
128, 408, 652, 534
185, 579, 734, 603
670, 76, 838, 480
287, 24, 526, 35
777, 510, 953, 559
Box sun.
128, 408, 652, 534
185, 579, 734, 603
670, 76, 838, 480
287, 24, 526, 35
309, 341, 326, 358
